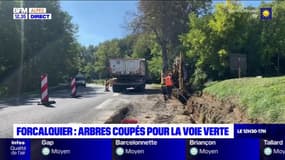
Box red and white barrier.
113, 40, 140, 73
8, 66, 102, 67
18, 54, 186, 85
39, 74, 56, 105
41, 74, 49, 103
71, 77, 77, 97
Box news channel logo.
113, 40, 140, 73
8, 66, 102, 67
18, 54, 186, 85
260, 8, 272, 20
13, 8, 52, 20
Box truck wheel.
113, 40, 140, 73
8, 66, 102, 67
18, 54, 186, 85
140, 85, 145, 92
112, 85, 120, 92
136, 85, 145, 92
119, 86, 126, 92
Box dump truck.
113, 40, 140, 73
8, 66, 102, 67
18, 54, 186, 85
109, 58, 146, 92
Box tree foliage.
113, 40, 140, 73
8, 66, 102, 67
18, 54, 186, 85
0, 0, 80, 95
130, 0, 211, 73
90, 33, 162, 81
181, 0, 285, 89
3, 0, 285, 96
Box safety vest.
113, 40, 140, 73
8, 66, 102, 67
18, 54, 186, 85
165, 75, 173, 86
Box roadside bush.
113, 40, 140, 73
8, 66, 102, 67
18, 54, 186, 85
0, 85, 8, 97
190, 68, 207, 90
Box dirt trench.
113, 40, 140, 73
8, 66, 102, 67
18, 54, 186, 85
108, 92, 257, 124
185, 94, 258, 123
122, 95, 191, 124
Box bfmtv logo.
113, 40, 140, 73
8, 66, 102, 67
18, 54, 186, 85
13, 8, 28, 20
13, 7, 52, 20
13, 8, 28, 14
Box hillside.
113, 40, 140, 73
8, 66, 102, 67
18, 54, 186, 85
203, 76, 285, 122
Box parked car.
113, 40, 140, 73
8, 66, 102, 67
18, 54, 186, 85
75, 73, 86, 87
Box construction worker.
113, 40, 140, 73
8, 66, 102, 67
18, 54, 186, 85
161, 79, 168, 101
164, 72, 174, 99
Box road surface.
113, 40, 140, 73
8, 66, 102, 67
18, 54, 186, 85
0, 84, 162, 138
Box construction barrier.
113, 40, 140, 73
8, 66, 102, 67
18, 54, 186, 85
39, 74, 56, 105
41, 74, 49, 103
71, 77, 77, 97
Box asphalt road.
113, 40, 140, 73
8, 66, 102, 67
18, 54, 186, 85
0, 84, 161, 138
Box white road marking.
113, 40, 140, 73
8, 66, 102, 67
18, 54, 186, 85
96, 99, 114, 109
113, 93, 119, 96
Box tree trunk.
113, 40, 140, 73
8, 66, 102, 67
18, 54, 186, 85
277, 53, 280, 75
161, 43, 168, 74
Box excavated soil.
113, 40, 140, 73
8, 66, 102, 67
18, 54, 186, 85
185, 94, 259, 123
119, 91, 257, 124
123, 95, 190, 124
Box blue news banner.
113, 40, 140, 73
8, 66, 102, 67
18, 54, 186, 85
2, 124, 285, 160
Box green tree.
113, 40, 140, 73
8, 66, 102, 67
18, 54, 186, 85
130, 0, 211, 74
181, 1, 253, 88
94, 39, 125, 78
181, 0, 285, 90
79, 45, 97, 80
132, 34, 162, 81
258, 1, 285, 75
0, 0, 81, 95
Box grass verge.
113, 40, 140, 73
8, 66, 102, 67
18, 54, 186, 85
203, 76, 285, 122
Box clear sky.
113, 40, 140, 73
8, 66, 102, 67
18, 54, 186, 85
60, 1, 138, 46
60, 1, 265, 47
